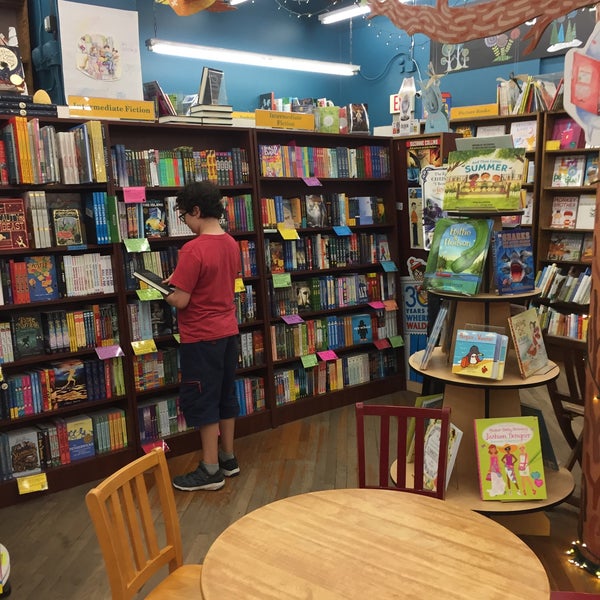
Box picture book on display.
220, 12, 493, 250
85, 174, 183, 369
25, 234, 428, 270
423, 217, 493, 296
24, 255, 60, 301
551, 156, 586, 187
443, 148, 525, 211
509, 120, 537, 151
423, 419, 463, 492
7, 427, 42, 477
551, 117, 584, 149
52, 208, 85, 246
51, 358, 87, 407
0, 197, 29, 249
575, 194, 595, 229
420, 166, 447, 251
419, 303, 449, 369
507, 308, 550, 379
407, 393, 443, 457
550, 196, 578, 228
133, 269, 175, 296
474, 416, 547, 501
451, 329, 508, 380
408, 187, 423, 248
583, 154, 599, 186
351, 313, 373, 344
547, 231, 583, 262
11, 312, 44, 359
492, 228, 535, 295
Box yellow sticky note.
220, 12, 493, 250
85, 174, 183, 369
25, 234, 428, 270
131, 339, 158, 355
277, 224, 300, 239
17, 473, 49, 494
235, 278, 246, 293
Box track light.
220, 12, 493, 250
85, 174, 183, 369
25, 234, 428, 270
318, 4, 371, 24
146, 38, 360, 76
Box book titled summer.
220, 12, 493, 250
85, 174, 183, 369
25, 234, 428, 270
474, 416, 547, 501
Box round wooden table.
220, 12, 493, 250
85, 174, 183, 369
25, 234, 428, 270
201, 488, 550, 599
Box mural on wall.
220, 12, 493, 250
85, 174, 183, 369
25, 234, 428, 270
430, 8, 596, 73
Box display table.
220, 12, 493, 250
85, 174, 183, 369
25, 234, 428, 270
201, 488, 550, 599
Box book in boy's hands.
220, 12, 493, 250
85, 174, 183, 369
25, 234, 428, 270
575, 194, 596, 229
423, 217, 493, 296
551, 155, 586, 187
474, 416, 547, 501
507, 307, 550, 378
451, 329, 508, 380
419, 303, 449, 369
442, 148, 526, 211
423, 419, 463, 492
492, 228, 535, 295
550, 196, 579, 228
547, 231, 583, 262
133, 269, 174, 296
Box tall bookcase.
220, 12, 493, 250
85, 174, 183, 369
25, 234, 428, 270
0, 118, 404, 506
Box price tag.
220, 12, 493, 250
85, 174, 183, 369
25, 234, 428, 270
333, 225, 352, 236
383, 299, 398, 311
374, 338, 391, 349
381, 260, 398, 272
301, 354, 318, 368
317, 349, 338, 361
281, 314, 305, 324
277, 224, 300, 239
302, 176, 322, 187
124, 238, 150, 253
95, 344, 124, 360
368, 300, 386, 310
131, 339, 157, 355
389, 335, 404, 348
123, 186, 146, 203
17, 473, 49, 495
272, 273, 292, 288
136, 288, 163, 301
235, 278, 246, 293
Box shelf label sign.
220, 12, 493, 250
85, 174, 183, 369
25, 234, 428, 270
235, 278, 245, 292
17, 473, 48, 495
301, 354, 318, 368
137, 288, 163, 301
272, 273, 292, 288
123, 238, 150, 253
389, 335, 404, 348
95, 344, 124, 360
132, 339, 157, 355
381, 260, 398, 272
68, 96, 156, 121
384, 299, 399, 311
277, 224, 300, 239
333, 225, 352, 236
374, 338, 391, 349
368, 300, 386, 310
123, 187, 146, 203
302, 176, 322, 187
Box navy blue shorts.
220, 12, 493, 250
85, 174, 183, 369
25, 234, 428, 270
178, 335, 240, 427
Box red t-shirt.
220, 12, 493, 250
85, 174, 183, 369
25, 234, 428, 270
169, 233, 241, 342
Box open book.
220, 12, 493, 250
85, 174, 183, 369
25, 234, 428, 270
133, 269, 174, 296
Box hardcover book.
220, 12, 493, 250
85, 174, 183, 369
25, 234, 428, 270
507, 308, 550, 379
551, 155, 586, 187
575, 194, 595, 229
133, 269, 174, 296
550, 196, 579, 228
583, 154, 599, 186
24, 255, 60, 302
64, 414, 95, 461
351, 313, 373, 344
305, 194, 328, 227
7, 427, 42, 477
50, 359, 88, 407
451, 329, 508, 380
423, 420, 463, 491
52, 208, 85, 246
347, 103, 369, 133
420, 166, 447, 251
547, 231, 583, 262
509, 120, 537, 151
492, 228, 535, 295
443, 148, 526, 211
0, 197, 29, 249
11, 312, 44, 359
142, 198, 167, 237
551, 117, 584, 149
474, 416, 547, 501
423, 217, 493, 296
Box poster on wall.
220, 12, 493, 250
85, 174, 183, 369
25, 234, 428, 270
430, 8, 596, 74
57, 0, 144, 101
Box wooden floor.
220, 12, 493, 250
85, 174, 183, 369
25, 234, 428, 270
2, 386, 600, 599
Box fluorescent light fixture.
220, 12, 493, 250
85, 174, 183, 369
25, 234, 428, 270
146, 38, 360, 76
228, 0, 248, 5
318, 4, 371, 24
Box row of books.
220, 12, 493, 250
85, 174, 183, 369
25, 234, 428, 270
549, 194, 595, 230
0, 410, 128, 480
238, 330, 264, 369
0, 357, 125, 421
547, 231, 593, 263
261, 194, 385, 230
537, 305, 589, 341
455, 121, 538, 152
0, 252, 114, 306
258, 143, 391, 179
266, 232, 391, 274
131, 348, 179, 392
235, 284, 257, 325
137, 396, 188, 445
234, 376, 266, 417
0, 118, 107, 186
536, 264, 592, 305
110, 144, 250, 188
551, 154, 598, 188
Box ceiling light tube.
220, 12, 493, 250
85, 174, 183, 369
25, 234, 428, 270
146, 38, 360, 76
318, 4, 371, 24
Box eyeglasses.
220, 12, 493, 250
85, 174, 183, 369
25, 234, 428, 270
178, 210, 189, 223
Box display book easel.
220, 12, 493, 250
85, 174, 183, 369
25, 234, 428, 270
409, 209, 574, 535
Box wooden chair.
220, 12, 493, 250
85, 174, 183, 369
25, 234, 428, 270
85, 447, 203, 600
355, 402, 451, 499
544, 335, 587, 470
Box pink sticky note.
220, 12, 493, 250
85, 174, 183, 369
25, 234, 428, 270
95, 345, 125, 360
123, 186, 146, 203
317, 350, 338, 361
368, 301, 386, 310
302, 177, 322, 187
281, 314, 305, 324
374, 339, 391, 350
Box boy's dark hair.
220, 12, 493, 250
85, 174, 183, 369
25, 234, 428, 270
176, 181, 224, 219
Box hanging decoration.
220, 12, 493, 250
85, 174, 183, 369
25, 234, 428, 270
368, 0, 596, 54
154, 0, 235, 17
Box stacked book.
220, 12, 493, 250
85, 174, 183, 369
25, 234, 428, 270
0, 93, 58, 117
188, 103, 233, 125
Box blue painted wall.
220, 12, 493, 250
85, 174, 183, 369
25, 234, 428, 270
28, 0, 571, 127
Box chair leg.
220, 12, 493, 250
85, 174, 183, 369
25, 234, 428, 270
566, 433, 583, 471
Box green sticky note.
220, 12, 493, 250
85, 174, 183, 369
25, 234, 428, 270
389, 335, 404, 348
124, 238, 150, 253
136, 288, 163, 301
301, 354, 318, 368
272, 273, 292, 288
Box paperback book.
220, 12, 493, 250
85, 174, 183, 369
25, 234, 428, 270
419, 303, 449, 369
492, 228, 535, 295
451, 329, 508, 380
420, 166, 447, 251
0, 197, 29, 249
423, 217, 493, 296
551, 155, 586, 187
583, 154, 599, 186
423, 420, 463, 491
443, 148, 526, 211
550, 196, 578, 228
474, 416, 547, 501
574, 194, 595, 229
507, 307, 550, 378
24, 255, 60, 301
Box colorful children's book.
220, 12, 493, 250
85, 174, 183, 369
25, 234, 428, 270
64, 414, 95, 461
474, 416, 547, 501
408, 187, 423, 248
419, 303, 449, 369
351, 313, 373, 344
451, 329, 508, 380
491, 228, 535, 295
52, 207, 85, 246
507, 308, 550, 378
10, 312, 44, 359
547, 232, 583, 262
509, 120, 537, 151
443, 148, 526, 211
24, 255, 60, 302
550, 196, 579, 228
583, 154, 599, 186
0, 197, 29, 249
143, 198, 167, 237
575, 194, 596, 229
581, 232, 594, 263
423, 420, 463, 492
551, 156, 586, 187
551, 117, 585, 150
420, 166, 447, 251
424, 217, 493, 296
7, 427, 42, 477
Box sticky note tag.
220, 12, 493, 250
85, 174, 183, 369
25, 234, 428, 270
389, 335, 404, 348
235, 278, 246, 293
142, 439, 171, 454
136, 288, 163, 301
123, 186, 146, 203
272, 273, 292, 288
66, 244, 87, 251
301, 354, 318, 368
281, 314, 305, 324
381, 260, 398, 272
95, 344, 124, 360
383, 299, 398, 311
333, 225, 352, 236
368, 300, 386, 309
277, 224, 300, 239
124, 238, 150, 253
17, 473, 49, 495
132, 339, 157, 355
545, 140, 561, 151
302, 176, 322, 186
374, 338, 391, 349
317, 349, 338, 361
173, 334, 181, 343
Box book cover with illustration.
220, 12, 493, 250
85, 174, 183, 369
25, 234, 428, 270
420, 166, 447, 251
424, 217, 493, 296
509, 120, 537, 151
7, 427, 42, 477
24, 255, 60, 302
550, 196, 579, 228
583, 154, 599, 186
551, 155, 586, 187
575, 194, 596, 230
143, 198, 167, 237
64, 414, 95, 461
408, 187, 424, 248
0, 197, 29, 249
547, 231, 583, 262
507, 308, 549, 379
551, 117, 584, 149
50, 359, 88, 407
10, 312, 44, 359
52, 207, 85, 246
305, 194, 328, 227
351, 313, 373, 344
443, 148, 526, 211
474, 416, 547, 501
423, 420, 463, 492
492, 228, 535, 295
451, 329, 508, 380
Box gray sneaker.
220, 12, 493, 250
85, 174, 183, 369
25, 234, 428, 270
219, 456, 240, 477
172, 463, 225, 491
